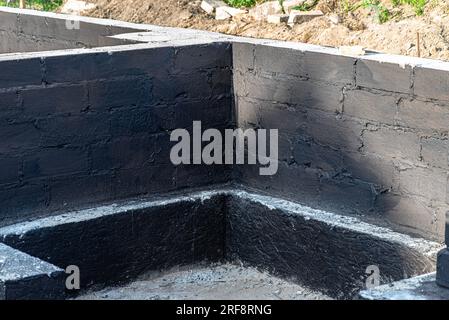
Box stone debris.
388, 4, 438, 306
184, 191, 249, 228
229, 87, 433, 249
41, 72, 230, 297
248, 1, 283, 21
60, 0, 96, 15
267, 14, 289, 24
215, 6, 232, 20
215, 6, 247, 20
288, 9, 323, 25
200, 0, 227, 14
338, 45, 366, 56
328, 13, 341, 24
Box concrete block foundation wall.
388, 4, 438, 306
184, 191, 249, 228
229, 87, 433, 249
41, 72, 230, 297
0, 8, 447, 242
0, 41, 233, 226
233, 42, 449, 241
0, 8, 141, 54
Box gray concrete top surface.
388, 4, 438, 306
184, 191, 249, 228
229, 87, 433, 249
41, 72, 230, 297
359, 273, 449, 300
1, 6, 449, 72
0, 243, 61, 282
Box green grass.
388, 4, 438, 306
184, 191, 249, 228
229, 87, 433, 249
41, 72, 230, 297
0, 0, 63, 11
361, 0, 391, 23
392, 0, 427, 15
292, 0, 318, 11
224, 0, 256, 8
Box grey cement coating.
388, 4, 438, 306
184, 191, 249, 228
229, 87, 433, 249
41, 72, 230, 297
77, 263, 332, 300
0, 243, 64, 299
359, 273, 449, 300
0, 243, 60, 281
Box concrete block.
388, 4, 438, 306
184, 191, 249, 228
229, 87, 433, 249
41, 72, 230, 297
216, 6, 247, 19
378, 193, 442, 240
201, 0, 227, 14
0, 12, 19, 32
237, 161, 322, 203
45, 47, 173, 84
0, 121, 41, 153
47, 173, 114, 211
232, 42, 255, 72
305, 111, 364, 151
241, 73, 343, 113
87, 77, 152, 111
414, 66, 449, 101
35, 114, 110, 147
0, 58, 42, 89
397, 99, 449, 133
0, 92, 19, 122
254, 44, 305, 75
356, 59, 412, 94
342, 152, 396, 187
398, 167, 447, 203
248, 1, 283, 21
421, 137, 448, 169
267, 14, 289, 24
173, 97, 232, 129
0, 243, 64, 300
0, 157, 19, 186
0, 182, 50, 227
362, 127, 420, 161
241, 72, 291, 104
318, 177, 376, 214
292, 138, 344, 172
23, 148, 89, 179
109, 106, 174, 137
288, 10, 323, 25
215, 7, 232, 20
152, 72, 210, 102
20, 84, 87, 117
237, 96, 307, 133
343, 89, 397, 125
254, 45, 355, 84
290, 80, 343, 113
174, 43, 232, 73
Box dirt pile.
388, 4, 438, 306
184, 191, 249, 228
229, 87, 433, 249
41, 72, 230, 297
85, 0, 449, 61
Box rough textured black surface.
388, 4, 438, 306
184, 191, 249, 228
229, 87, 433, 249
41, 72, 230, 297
226, 196, 436, 299
436, 248, 449, 288
1, 195, 227, 289
0, 190, 439, 299
0, 42, 233, 226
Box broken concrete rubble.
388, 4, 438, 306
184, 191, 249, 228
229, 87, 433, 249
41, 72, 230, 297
288, 9, 323, 25
248, 1, 283, 21
215, 6, 247, 20
267, 13, 289, 24
200, 0, 227, 14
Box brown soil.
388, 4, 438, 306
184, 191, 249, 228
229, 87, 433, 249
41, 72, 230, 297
84, 0, 449, 61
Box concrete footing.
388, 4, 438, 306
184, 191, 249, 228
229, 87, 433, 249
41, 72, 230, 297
0, 187, 441, 299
